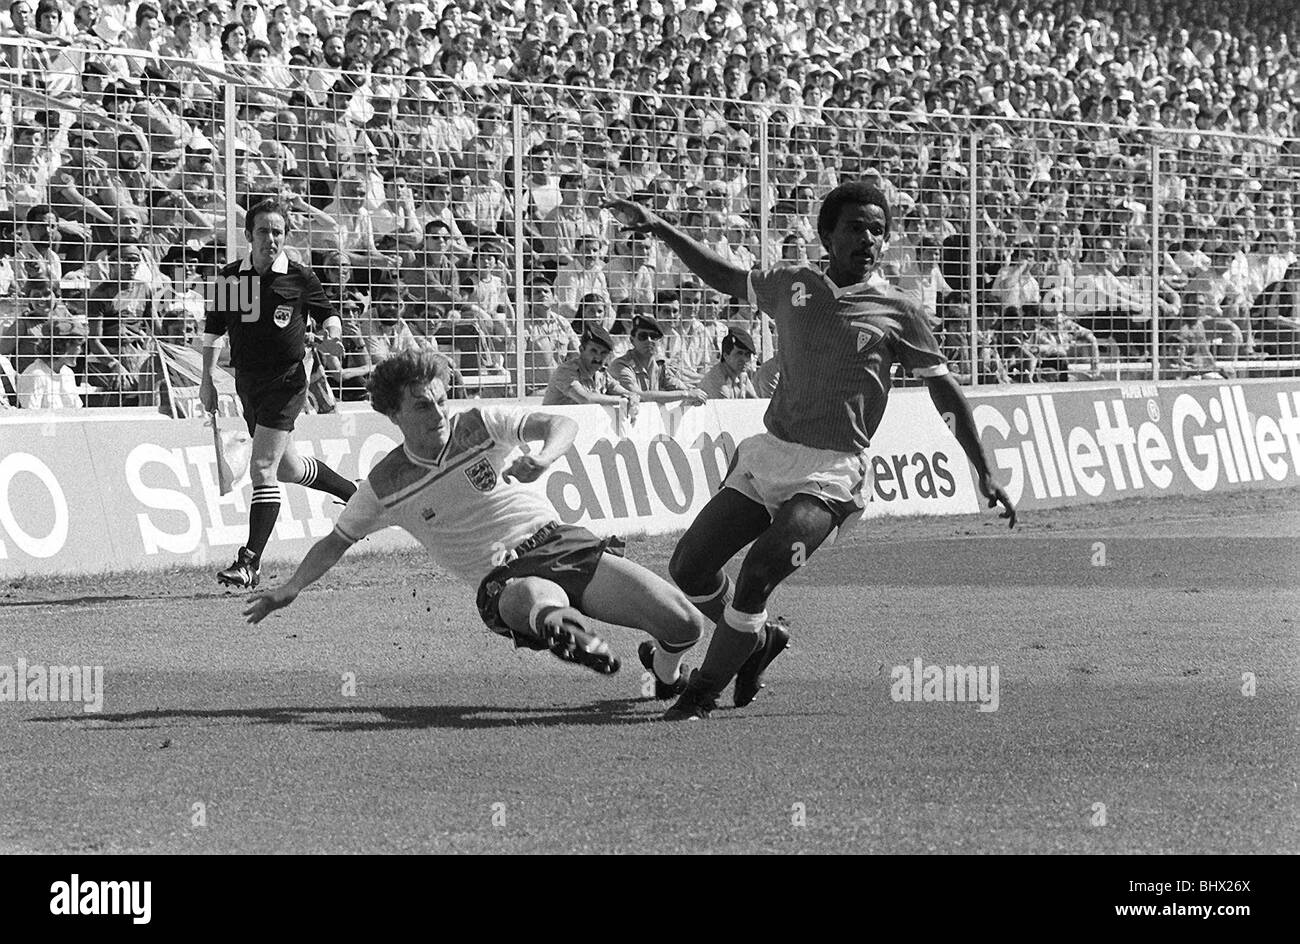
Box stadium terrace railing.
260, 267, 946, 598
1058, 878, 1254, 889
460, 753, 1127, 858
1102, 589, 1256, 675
2, 40, 1297, 411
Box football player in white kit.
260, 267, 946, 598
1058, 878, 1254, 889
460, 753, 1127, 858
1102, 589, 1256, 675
244, 349, 704, 689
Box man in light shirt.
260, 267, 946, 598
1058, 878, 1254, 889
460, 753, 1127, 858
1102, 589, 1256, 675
542, 324, 639, 412
17, 311, 87, 410
698, 327, 759, 400
609, 314, 708, 406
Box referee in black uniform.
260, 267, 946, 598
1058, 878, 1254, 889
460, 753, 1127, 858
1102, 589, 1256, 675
200, 198, 357, 588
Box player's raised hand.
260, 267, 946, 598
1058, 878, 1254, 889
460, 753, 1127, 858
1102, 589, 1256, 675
503, 455, 548, 484
979, 473, 1017, 528
244, 585, 299, 624
604, 196, 659, 236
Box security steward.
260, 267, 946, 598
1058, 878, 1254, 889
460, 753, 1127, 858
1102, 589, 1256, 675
608, 313, 708, 405
698, 327, 760, 399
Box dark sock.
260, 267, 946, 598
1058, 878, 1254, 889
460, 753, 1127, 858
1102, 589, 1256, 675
296, 456, 356, 501
247, 485, 281, 562
685, 574, 733, 625
693, 611, 765, 694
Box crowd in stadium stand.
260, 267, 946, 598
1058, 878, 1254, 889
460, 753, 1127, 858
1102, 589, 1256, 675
2, 0, 1299, 409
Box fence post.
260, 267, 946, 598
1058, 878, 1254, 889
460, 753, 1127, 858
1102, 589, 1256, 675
757, 106, 771, 360
968, 128, 979, 386
1150, 142, 1161, 382
512, 102, 526, 399
222, 81, 237, 265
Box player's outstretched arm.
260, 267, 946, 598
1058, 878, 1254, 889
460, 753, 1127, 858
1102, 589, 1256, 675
504, 413, 580, 483
924, 373, 1017, 528
243, 530, 355, 624
605, 197, 749, 301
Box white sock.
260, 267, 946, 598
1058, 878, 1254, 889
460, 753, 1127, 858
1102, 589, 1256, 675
653, 646, 686, 683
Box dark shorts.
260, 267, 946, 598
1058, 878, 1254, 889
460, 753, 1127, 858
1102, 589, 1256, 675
235, 362, 308, 437
475, 522, 626, 647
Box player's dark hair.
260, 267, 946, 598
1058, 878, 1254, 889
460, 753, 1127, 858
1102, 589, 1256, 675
367, 348, 454, 417
245, 198, 290, 237
817, 181, 891, 241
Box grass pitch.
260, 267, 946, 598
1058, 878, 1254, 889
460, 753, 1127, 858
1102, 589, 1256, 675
1, 489, 1296, 853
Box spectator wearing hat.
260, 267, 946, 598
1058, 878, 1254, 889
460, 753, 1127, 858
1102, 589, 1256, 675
698, 326, 758, 399
609, 313, 707, 404
542, 323, 640, 411
17, 307, 88, 410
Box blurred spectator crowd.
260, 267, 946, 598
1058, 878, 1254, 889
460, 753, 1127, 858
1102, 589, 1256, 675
2, 0, 1299, 409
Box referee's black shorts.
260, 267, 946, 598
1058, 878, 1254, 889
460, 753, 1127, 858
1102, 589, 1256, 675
235, 361, 308, 437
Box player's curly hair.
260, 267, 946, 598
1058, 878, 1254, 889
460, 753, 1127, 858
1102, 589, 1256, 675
367, 348, 454, 417
816, 181, 891, 241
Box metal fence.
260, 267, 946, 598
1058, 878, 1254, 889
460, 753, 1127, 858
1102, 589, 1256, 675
2, 39, 1297, 410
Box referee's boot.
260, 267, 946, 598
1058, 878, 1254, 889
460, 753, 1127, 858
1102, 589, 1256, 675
637, 642, 691, 699
733, 620, 791, 708
538, 607, 620, 676
217, 546, 261, 589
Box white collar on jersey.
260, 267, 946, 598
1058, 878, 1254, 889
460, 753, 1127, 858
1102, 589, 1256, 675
238, 252, 290, 275
403, 441, 442, 468
820, 269, 888, 298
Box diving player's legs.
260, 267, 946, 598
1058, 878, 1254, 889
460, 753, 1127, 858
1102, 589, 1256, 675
219, 423, 292, 587
497, 577, 619, 674
277, 440, 357, 502
579, 553, 710, 690
666, 494, 840, 720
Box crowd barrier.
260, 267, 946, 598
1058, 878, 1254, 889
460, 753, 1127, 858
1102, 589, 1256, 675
3, 39, 1298, 408
2, 377, 1298, 576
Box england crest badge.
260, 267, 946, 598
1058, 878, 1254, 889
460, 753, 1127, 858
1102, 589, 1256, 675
464, 456, 498, 492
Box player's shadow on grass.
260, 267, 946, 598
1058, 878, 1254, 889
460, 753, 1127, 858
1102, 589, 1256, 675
0, 592, 243, 609
33, 699, 656, 731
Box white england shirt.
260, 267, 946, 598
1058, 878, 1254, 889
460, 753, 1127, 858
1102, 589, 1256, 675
334, 406, 556, 583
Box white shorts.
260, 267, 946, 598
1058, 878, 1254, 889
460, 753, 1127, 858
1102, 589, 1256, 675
723, 432, 872, 523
